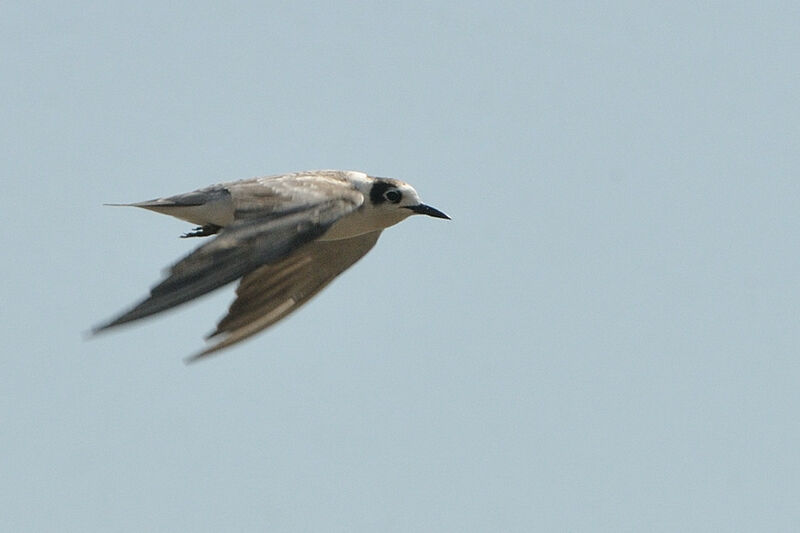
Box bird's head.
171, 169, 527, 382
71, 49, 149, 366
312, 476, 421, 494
367, 177, 450, 224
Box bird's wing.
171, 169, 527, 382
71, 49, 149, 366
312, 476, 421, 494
115, 170, 363, 228
226, 171, 364, 220
93, 191, 363, 334
186, 230, 382, 362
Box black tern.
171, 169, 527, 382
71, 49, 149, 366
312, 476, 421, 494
93, 170, 450, 361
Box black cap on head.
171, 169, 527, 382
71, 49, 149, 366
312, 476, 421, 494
369, 180, 397, 205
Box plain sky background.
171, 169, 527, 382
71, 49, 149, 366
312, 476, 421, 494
3, 1, 799, 531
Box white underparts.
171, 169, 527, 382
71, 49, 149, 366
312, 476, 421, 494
140, 197, 235, 227
319, 208, 411, 241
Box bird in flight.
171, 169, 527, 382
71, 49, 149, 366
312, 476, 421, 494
93, 170, 450, 361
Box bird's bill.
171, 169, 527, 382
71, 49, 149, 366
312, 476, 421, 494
406, 204, 450, 220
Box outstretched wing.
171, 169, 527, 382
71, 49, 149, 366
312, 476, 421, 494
186, 230, 382, 361
93, 194, 363, 334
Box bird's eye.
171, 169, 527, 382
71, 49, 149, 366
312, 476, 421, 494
384, 189, 402, 203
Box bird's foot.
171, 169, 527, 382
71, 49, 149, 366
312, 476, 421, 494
181, 224, 222, 238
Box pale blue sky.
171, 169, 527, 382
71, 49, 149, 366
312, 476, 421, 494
3, 2, 799, 531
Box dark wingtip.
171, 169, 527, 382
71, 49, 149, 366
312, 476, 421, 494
88, 320, 115, 336
89, 302, 156, 336
183, 345, 221, 364
183, 353, 203, 365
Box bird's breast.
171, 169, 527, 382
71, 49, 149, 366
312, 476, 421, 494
319, 208, 408, 241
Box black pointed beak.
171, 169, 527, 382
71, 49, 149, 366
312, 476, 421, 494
406, 204, 451, 220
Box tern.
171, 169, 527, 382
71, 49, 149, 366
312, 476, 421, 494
93, 170, 450, 361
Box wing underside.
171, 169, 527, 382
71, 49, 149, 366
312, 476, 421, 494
188, 230, 382, 361
93, 196, 362, 335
